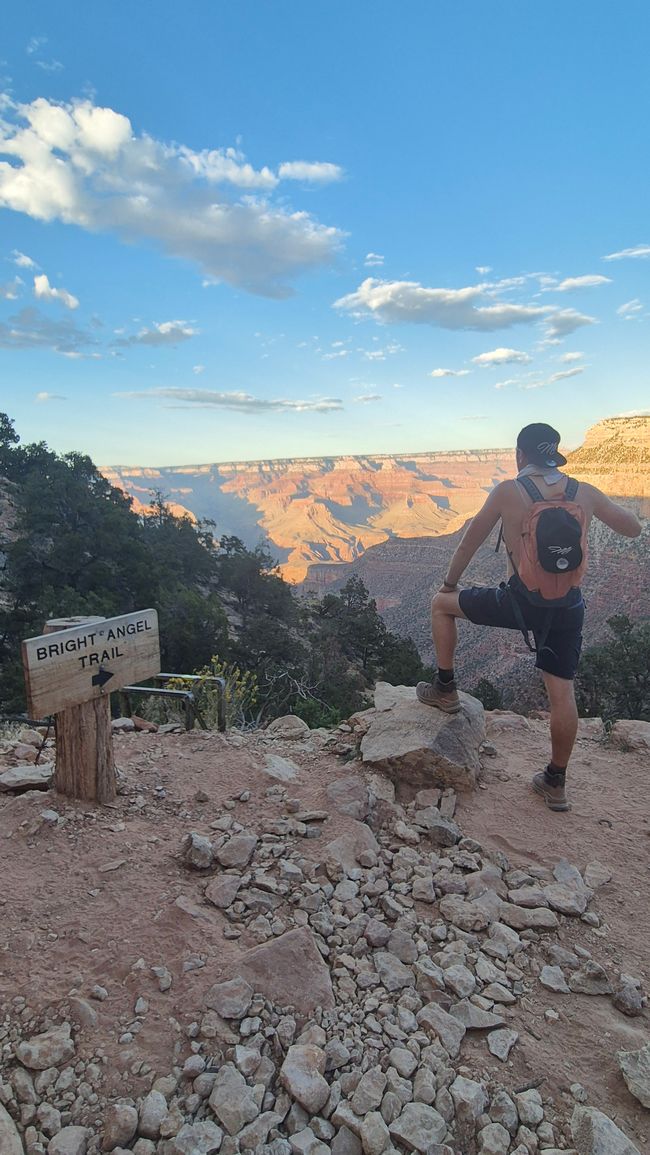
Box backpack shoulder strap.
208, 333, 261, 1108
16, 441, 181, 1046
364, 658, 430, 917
564, 476, 579, 501
517, 475, 544, 503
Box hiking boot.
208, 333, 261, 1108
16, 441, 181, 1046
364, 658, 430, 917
532, 770, 570, 812
416, 678, 461, 714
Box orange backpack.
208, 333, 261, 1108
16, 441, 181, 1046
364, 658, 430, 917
513, 475, 588, 606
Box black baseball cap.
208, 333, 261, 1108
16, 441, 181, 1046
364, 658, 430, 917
517, 423, 567, 468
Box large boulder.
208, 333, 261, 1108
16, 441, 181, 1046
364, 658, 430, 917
360, 684, 484, 790
0, 1103, 24, 1155
617, 1042, 650, 1108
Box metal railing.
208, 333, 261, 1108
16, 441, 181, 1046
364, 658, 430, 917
120, 672, 226, 732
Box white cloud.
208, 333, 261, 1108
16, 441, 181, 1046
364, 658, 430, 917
26, 37, 48, 55
364, 252, 385, 268
617, 408, 650, 416
544, 309, 596, 339
35, 390, 67, 402
114, 320, 198, 347
0, 277, 22, 299
603, 244, 650, 261
429, 367, 470, 378
119, 388, 343, 413
559, 351, 584, 362
617, 299, 643, 317
494, 378, 519, 390
548, 367, 585, 382
192, 364, 206, 374
554, 274, 611, 291
12, 249, 37, 268
0, 306, 97, 354
354, 393, 382, 403
472, 347, 531, 366
34, 272, 79, 309
0, 95, 344, 297
277, 161, 343, 183
322, 348, 349, 359
335, 277, 549, 331
475, 266, 492, 275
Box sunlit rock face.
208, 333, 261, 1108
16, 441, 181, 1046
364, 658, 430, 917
103, 448, 515, 582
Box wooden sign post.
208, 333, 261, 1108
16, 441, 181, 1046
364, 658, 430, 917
22, 609, 160, 803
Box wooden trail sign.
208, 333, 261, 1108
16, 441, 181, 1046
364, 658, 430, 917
22, 610, 160, 803
23, 609, 160, 719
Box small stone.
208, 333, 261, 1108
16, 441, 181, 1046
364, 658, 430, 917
487, 1029, 518, 1062
450, 1000, 505, 1031
152, 966, 172, 992
443, 964, 476, 999
280, 1046, 330, 1114
103, 1103, 139, 1151
47, 1128, 90, 1155
388, 1103, 447, 1152
205, 875, 242, 909
0, 1102, 24, 1155
332, 1125, 362, 1155
351, 1068, 387, 1115
514, 1090, 543, 1128
584, 860, 612, 889
414, 810, 461, 846
411, 876, 436, 903
138, 1090, 168, 1140
360, 1111, 391, 1155
161, 1120, 223, 1154
417, 1002, 466, 1058
16, 1025, 75, 1070
208, 1063, 261, 1136
540, 965, 570, 993
568, 961, 613, 996
450, 1076, 488, 1121
181, 832, 214, 869
375, 952, 415, 992
544, 882, 588, 917
481, 982, 515, 1004
216, 834, 258, 869
205, 977, 253, 1019
488, 1090, 518, 1136
498, 903, 559, 931
478, 1122, 510, 1155
438, 895, 490, 933
388, 1048, 417, 1079
617, 1041, 650, 1108
613, 982, 644, 1017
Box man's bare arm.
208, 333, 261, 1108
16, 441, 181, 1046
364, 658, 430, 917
590, 486, 642, 538
443, 486, 504, 587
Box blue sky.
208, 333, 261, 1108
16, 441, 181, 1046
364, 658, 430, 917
1, 1, 649, 466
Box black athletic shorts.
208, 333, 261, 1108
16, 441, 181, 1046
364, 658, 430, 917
458, 579, 585, 681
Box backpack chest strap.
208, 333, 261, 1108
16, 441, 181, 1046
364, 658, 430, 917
517, 475, 545, 502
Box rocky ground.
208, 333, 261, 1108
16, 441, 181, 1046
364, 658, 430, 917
0, 693, 649, 1155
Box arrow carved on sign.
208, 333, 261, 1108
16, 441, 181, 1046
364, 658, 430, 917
92, 667, 114, 689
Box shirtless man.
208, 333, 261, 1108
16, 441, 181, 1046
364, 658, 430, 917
416, 422, 642, 811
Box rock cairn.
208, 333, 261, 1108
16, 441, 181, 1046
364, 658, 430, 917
1, 754, 646, 1155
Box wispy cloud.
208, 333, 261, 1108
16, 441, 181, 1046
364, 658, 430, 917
553, 274, 611, 291
0, 277, 22, 300
354, 393, 382, 403
544, 309, 596, 339
277, 161, 343, 183
548, 367, 585, 382
114, 321, 198, 347
559, 351, 584, 363
364, 252, 385, 268
335, 277, 550, 331
472, 347, 531, 366
34, 273, 79, 309
192, 364, 206, 374
0, 306, 98, 355
11, 250, 37, 268
119, 388, 343, 413
0, 95, 344, 297
429, 367, 470, 378
35, 390, 67, 402
603, 244, 650, 261
617, 299, 643, 317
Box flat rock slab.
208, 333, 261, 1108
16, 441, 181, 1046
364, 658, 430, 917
360, 687, 484, 791
233, 927, 335, 1014
262, 754, 301, 782
323, 822, 379, 874
15, 1024, 74, 1070
0, 763, 54, 793
571, 1105, 641, 1154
